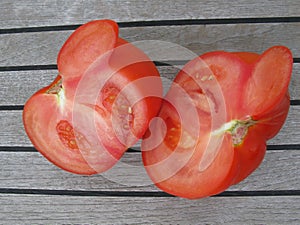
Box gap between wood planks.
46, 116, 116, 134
0, 58, 299, 72
0, 188, 299, 198
0, 17, 300, 34
0, 99, 298, 111
0, 144, 299, 153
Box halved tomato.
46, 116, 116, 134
23, 20, 162, 175
142, 46, 293, 199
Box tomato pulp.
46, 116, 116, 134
23, 20, 162, 175
142, 46, 293, 199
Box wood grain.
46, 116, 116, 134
1, 106, 299, 147
0, 150, 299, 192
1, 194, 299, 224
1, 23, 299, 67
0, 63, 299, 106
1, 0, 299, 29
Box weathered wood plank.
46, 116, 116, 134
267, 105, 300, 145
1, 63, 299, 106
1, 0, 299, 29
1, 106, 299, 147
0, 194, 299, 224
0, 150, 299, 192
1, 23, 299, 67
121, 23, 300, 59
290, 64, 300, 100
0, 70, 57, 106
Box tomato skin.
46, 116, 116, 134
142, 46, 293, 199
232, 52, 259, 64
23, 20, 162, 175
231, 92, 290, 185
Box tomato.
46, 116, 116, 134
23, 20, 162, 175
142, 46, 293, 199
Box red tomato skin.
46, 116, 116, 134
23, 20, 162, 175
230, 47, 292, 185
144, 134, 237, 199
232, 52, 259, 64
231, 92, 290, 185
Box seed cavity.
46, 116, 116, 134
101, 86, 119, 112
56, 120, 91, 151
178, 130, 196, 149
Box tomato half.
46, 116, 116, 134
23, 20, 162, 175
142, 46, 293, 199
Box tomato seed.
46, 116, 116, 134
128, 106, 133, 114
123, 124, 130, 130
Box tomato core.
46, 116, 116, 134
46, 77, 63, 95
213, 118, 255, 146
230, 119, 255, 146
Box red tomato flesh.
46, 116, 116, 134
142, 46, 293, 199
23, 20, 162, 175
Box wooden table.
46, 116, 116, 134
1, 1, 299, 224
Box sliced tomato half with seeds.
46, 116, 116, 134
142, 46, 293, 199
23, 20, 162, 174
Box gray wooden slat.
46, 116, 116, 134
1, 106, 299, 147
121, 23, 300, 59
290, 64, 300, 100
230, 150, 300, 191
1, 23, 299, 67
267, 105, 300, 145
0, 150, 299, 192
0, 194, 299, 224
0, 110, 28, 146
1, 63, 299, 106
0, 70, 57, 106
1, 0, 299, 29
